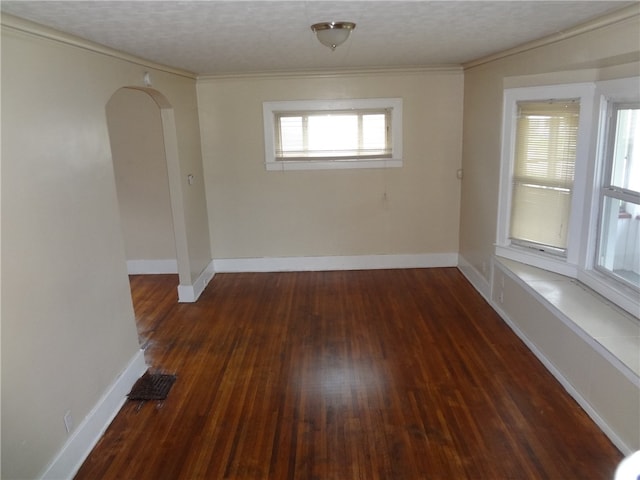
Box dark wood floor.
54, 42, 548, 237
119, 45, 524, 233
75, 268, 622, 479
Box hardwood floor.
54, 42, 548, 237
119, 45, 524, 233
75, 269, 623, 479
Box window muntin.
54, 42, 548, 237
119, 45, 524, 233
509, 100, 580, 254
263, 98, 402, 171
275, 109, 391, 160
595, 104, 640, 290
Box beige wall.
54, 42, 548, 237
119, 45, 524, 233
459, 13, 640, 286
197, 70, 464, 260
0, 16, 210, 479
107, 88, 176, 262
4, 6, 637, 478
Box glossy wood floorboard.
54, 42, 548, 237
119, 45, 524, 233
75, 269, 622, 479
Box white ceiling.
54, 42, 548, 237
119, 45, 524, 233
1, 1, 635, 76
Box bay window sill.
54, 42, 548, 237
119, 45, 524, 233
495, 257, 639, 378
494, 244, 577, 277
495, 244, 639, 318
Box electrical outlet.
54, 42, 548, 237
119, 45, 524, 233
63, 410, 74, 433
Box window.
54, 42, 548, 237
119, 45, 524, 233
595, 104, 640, 290
276, 109, 390, 160
509, 100, 580, 255
497, 79, 640, 317
497, 83, 595, 274
263, 98, 402, 171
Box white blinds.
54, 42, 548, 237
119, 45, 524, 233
275, 109, 391, 160
509, 100, 580, 251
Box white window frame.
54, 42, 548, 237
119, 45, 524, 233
579, 77, 640, 316
496, 83, 596, 276
263, 98, 403, 171
497, 79, 640, 317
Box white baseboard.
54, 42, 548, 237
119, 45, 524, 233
177, 259, 215, 303
213, 253, 458, 273
457, 255, 491, 302
464, 256, 636, 455
489, 298, 633, 455
40, 350, 147, 480
126, 259, 178, 274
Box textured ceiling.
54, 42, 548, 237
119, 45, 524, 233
1, 1, 635, 75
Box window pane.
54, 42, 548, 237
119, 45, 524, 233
510, 100, 580, 251
273, 107, 394, 161
597, 196, 640, 289
510, 183, 572, 249
514, 102, 579, 188
279, 116, 303, 153
610, 107, 640, 192
362, 114, 387, 153
308, 114, 358, 156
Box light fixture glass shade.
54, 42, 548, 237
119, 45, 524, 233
311, 22, 356, 50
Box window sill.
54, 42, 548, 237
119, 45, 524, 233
494, 244, 577, 277
578, 269, 640, 321
266, 158, 403, 171
495, 257, 640, 378
495, 244, 639, 318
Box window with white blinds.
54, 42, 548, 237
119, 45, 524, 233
263, 98, 402, 171
275, 109, 391, 161
509, 100, 580, 253
497, 80, 640, 317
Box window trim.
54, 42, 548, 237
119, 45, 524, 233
497, 83, 596, 269
508, 98, 581, 255
497, 78, 640, 318
263, 98, 403, 171
594, 102, 640, 291
578, 78, 640, 315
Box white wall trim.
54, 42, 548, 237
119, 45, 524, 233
457, 255, 491, 302
463, 4, 640, 70
1, 13, 196, 79
197, 65, 463, 82
470, 256, 638, 455
126, 259, 178, 275
177, 259, 215, 302
39, 350, 147, 480
213, 253, 458, 273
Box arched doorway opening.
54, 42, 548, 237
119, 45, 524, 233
106, 87, 190, 302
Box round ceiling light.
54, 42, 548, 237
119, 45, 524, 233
311, 22, 356, 51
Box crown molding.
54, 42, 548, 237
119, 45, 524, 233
197, 64, 463, 82
463, 4, 640, 70
1, 13, 197, 80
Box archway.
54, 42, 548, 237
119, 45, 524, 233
106, 87, 190, 298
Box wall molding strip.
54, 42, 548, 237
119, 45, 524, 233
1, 13, 196, 79
177, 260, 215, 303
213, 253, 458, 273
39, 350, 147, 480
464, 4, 640, 70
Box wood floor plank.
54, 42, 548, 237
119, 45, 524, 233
75, 269, 623, 479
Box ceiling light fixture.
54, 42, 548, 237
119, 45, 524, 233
311, 22, 356, 51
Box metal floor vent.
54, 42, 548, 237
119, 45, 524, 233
127, 370, 177, 402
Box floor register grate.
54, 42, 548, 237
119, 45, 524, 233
127, 370, 177, 402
